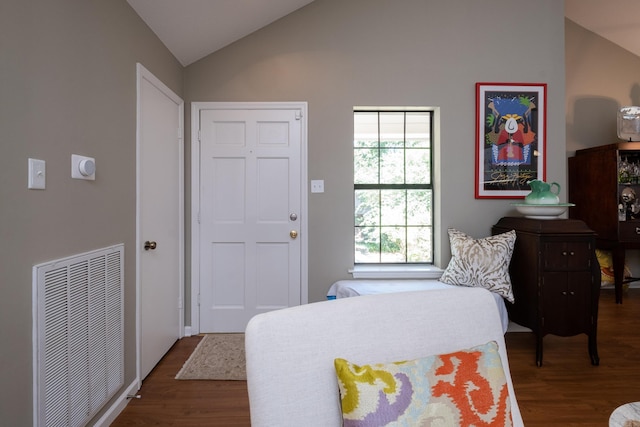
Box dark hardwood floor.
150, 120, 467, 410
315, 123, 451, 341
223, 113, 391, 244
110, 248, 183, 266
110, 335, 250, 426
112, 288, 640, 426
506, 287, 640, 426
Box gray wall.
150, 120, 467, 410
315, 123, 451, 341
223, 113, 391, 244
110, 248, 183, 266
0, 1, 183, 425
185, 0, 567, 304
1, 0, 576, 424
566, 18, 640, 154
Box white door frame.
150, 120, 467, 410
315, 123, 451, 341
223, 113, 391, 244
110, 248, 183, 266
135, 63, 184, 386
190, 102, 308, 334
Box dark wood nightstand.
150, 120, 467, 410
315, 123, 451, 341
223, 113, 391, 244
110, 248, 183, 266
492, 216, 601, 366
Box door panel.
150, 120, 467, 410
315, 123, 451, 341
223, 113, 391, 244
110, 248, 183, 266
257, 243, 290, 307
198, 107, 303, 332
137, 64, 183, 380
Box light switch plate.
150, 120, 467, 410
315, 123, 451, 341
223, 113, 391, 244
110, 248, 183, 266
28, 158, 46, 190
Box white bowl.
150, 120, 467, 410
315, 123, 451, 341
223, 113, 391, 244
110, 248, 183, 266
511, 203, 575, 219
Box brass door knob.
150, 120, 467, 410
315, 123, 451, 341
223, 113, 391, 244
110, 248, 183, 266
144, 241, 157, 250
290, 230, 298, 239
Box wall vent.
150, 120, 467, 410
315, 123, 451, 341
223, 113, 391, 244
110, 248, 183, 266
33, 244, 124, 427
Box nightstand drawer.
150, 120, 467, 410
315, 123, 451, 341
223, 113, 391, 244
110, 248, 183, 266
542, 241, 592, 270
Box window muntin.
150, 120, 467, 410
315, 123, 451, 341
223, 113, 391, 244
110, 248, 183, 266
354, 110, 433, 263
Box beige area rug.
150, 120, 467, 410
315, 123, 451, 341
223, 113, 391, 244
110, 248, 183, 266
175, 333, 246, 380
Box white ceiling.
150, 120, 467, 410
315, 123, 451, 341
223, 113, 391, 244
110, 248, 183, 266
127, 0, 640, 67
126, 0, 315, 66
565, 0, 640, 58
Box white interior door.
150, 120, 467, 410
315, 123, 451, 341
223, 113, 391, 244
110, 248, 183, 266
136, 64, 184, 380
195, 104, 306, 333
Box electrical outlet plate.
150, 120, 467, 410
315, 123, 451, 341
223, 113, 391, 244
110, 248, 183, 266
311, 180, 324, 193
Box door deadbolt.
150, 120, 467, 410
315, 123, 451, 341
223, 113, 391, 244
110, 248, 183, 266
290, 213, 298, 221
290, 230, 298, 239
144, 241, 157, 250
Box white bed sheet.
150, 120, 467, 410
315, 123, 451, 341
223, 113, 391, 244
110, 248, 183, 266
327, 279, 509, 334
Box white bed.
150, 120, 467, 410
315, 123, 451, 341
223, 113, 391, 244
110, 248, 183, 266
327, 279, 510, 334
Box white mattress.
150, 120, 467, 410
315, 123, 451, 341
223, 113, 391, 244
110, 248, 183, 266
327, 279, 509, 334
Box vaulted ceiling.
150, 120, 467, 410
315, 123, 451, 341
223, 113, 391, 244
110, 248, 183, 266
127, 0, 640, 67
565, 0, 640, 58
126, 0, 315, 66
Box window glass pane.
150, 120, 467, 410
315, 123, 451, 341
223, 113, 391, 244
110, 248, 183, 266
380, 148, 405, 184
355, 190, 380, 226
380, 112, 404, 148
407, 226, 432, 262
354, 112, 379, 148
407, 190, 432, 226
355, 227, 380, 263
354, 148, 379, 184
380, 190, 406, 226
406, 148, 430, 184
380, 140, 404, 148
380, 227, 406, 262
406, 112, 431, 148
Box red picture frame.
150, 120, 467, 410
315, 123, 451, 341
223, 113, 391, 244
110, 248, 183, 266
475, 82, 547, 199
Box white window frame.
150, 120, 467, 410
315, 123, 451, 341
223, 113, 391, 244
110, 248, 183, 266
351, 107, 443, 279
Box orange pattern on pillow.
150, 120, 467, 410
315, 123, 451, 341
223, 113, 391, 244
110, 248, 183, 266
433, 348, 511, 426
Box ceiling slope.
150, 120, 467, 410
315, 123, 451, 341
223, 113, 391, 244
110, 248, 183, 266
565, 0, 640, 58
127, 0, 640, 67
127, 0, 315, 66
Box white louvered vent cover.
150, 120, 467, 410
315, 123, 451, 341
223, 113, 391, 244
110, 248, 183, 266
33, 244, 124, 427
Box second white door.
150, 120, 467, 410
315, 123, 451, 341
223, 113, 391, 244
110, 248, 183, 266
197, 104, 306, 332
137, 64, 183, 380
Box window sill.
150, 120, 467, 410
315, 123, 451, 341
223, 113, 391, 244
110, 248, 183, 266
349, 264, 444, 280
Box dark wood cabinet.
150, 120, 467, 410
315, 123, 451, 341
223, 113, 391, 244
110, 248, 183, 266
492, 217, 600, 366
568, 142, 640, 303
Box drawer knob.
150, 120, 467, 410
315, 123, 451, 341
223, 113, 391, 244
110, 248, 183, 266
636, 227, 640, 235
562, 251, 567, 256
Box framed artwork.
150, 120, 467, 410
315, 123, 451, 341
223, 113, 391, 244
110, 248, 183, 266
475, 82, 547, 199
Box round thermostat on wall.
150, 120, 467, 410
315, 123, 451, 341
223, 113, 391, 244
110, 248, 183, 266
79, 158, 95, 176
71, 154, 96, 180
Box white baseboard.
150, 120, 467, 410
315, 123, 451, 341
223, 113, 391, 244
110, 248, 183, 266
93, 379, 140, 427
184, 325, 192, 337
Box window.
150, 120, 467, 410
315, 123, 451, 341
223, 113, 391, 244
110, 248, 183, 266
354, 110, 433, 264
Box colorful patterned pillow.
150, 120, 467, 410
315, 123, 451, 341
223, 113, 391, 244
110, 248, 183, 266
595, 249, 631, 287
334, 341, 512, 427
440, 228, 516, 303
